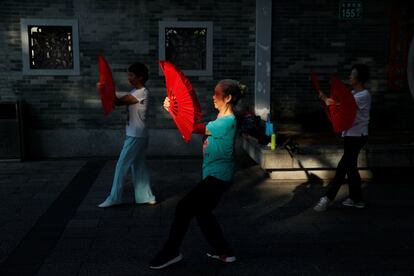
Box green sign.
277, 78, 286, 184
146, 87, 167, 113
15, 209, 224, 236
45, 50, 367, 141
339, 1, 362, 20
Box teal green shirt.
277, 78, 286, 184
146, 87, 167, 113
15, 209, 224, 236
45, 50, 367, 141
202, 115, 236, 182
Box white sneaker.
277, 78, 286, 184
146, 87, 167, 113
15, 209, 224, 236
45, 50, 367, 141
313, 196, 331, 212
149, 251, 183, 269
206, 252, 236, 263
342, 198, 365, 208
136, 200, 157, 206
98, 198, 122, 208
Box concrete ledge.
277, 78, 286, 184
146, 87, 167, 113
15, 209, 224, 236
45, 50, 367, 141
241, 135, 414, 180
269, 169, 373, 180
29, 129, 203, 158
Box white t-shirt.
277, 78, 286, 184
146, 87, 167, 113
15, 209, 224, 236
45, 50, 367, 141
125, 87, 149, 138
342, 89, 371, 137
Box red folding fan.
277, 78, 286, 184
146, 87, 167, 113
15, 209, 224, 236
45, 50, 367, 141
311, 71, 330, 119
97, 54, 116, 116
159, 60, 202, 143
310, 71, 321, 92
328, 75, 357, 133
311, 72, 357, 133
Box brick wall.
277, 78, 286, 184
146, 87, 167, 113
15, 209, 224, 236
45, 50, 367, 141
1, 0, 413, 157
0, 0, 256, 157
270, 0, 414, 132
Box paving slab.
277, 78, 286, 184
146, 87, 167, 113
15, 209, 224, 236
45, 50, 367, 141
0, 152, 413, 275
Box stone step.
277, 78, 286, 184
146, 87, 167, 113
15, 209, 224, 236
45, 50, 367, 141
241, 134, 414, 180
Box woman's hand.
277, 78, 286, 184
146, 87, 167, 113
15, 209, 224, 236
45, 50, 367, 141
318, 90, 338, 106
163, 97, 170, 111
319, 91, 339, 106
325, 98, 340, 106
318, 90, 326, 101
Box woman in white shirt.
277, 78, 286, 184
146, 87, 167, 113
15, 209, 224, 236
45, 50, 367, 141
98, 62, 156, 208
314, 64, 371, 212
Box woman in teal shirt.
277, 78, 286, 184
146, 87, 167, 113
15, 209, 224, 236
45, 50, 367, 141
150, 79, 245, 270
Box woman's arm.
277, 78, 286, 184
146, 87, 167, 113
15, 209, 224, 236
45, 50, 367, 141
96, 82, 138, 106
114, 95, 138, 106
193, 122, 210, 135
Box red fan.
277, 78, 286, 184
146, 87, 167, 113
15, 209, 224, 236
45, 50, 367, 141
158, 60, 202, 143
97, 54, 116, 116
310, 71, 321, 92
328, 75, 357, 133
310, 72, 357, 133
311, 71, 330, 119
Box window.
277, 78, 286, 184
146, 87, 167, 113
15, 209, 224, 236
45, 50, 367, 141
20, 19, 80, 75
159, 21, 213, 76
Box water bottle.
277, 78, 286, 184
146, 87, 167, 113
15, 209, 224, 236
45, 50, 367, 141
271, 133, 276, 150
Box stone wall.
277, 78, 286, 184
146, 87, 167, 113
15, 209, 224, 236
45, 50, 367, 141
270, 0, 414, 133
1, 0, 413, 158
0, 0, 255, 157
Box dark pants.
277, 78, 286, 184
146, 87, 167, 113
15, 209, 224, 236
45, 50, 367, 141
163, 176, 233, 255
325, 136, 368, 202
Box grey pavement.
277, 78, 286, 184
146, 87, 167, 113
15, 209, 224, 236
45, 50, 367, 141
0, 153, 414, 275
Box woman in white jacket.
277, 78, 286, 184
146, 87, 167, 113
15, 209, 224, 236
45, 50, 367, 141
314, 64, 371, 212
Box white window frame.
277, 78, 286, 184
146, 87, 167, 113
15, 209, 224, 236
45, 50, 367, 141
159, 21, 213, 76
20, 18, 80, 76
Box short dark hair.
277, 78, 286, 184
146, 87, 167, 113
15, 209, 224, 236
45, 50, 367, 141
352, 64, 370, 83
128, 62, 149, 84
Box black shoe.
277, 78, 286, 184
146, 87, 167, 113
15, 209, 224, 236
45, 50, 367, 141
342, 198, 366, 208
149, 250, 183, 269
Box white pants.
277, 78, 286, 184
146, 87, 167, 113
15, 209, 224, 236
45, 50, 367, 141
105, 136, 155, 203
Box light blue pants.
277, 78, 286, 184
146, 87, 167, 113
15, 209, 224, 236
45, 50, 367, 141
105, 136, 155, 204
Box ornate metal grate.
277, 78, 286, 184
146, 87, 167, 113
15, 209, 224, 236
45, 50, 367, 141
165, 27, 207, 71
28, 25, 74, 70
